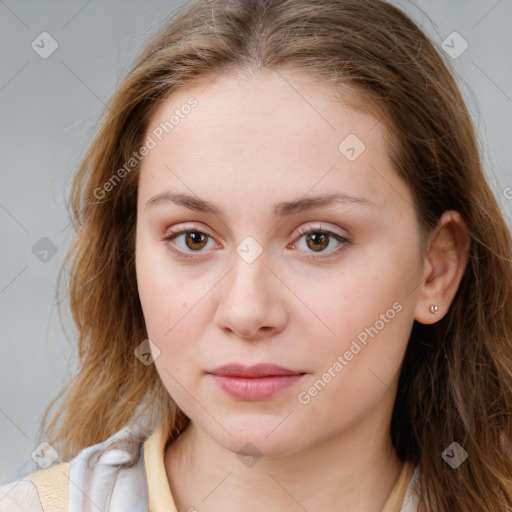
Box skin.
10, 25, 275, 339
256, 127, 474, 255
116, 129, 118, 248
135, 69, 470, 512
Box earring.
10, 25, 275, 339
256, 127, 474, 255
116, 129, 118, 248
429, 304, 439, 315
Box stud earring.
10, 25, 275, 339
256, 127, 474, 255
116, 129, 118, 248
429, 304, 439, 315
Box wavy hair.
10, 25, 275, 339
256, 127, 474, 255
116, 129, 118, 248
40, 1, 512, 510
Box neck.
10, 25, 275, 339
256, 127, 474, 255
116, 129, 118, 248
164, 402, 404, 512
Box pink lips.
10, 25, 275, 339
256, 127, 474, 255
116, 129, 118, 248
207, 363, 306, 400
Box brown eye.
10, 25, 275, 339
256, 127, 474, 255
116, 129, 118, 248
162, 226, 218, 260
184, 231, 208, 250
163, 225, 350, 261
305, 232, 330, 252
293, 226, 350, 260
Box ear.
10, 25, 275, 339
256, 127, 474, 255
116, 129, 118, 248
414, 210, 471, 324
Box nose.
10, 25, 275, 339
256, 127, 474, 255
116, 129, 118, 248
214, 252, 287, 341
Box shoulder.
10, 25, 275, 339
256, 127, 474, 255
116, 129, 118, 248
0, 480, 42, 512
0, 462, 69, 512
0, 425, 148, 512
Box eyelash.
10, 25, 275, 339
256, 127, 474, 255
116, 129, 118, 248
161, 224, 351, 261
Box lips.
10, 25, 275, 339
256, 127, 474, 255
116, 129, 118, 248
208, 363, 305, 378
207, 363, 306, 400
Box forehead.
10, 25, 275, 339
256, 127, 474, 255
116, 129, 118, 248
145, 69, 381, 147
138, 69, 402, 213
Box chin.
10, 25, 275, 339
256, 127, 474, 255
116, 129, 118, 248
209, 423, 305, 459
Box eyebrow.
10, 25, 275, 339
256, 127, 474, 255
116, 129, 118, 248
144, 191, 374, 219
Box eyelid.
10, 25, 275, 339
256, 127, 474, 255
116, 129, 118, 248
163, 222, 215, 239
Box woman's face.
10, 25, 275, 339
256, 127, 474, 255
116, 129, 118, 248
135, 70, 425, 457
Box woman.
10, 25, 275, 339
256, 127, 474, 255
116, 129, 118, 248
1, 0, 511, 510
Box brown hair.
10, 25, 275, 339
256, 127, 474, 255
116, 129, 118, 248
40, 0, 512, 510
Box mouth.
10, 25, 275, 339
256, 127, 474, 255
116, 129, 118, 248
207, 363, 307, 400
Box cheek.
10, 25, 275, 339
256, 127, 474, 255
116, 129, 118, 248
296, 292, 411, 422
135, 240, 211, 371
138, 272, 195, 343
294, 245, 415, 382
136, 261, 199, 391
296, 266, 400, 343
136, 238, 185, 339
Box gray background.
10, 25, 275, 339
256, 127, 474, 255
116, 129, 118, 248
1, 0, 511, 483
